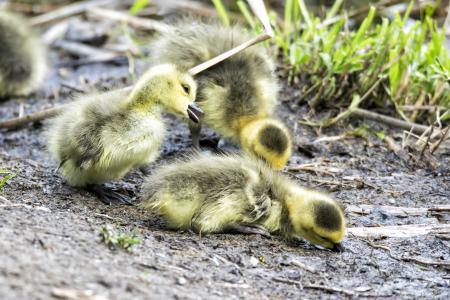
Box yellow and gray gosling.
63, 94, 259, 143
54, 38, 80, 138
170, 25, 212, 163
0, 11, 47, 98
140, 154, 346, 251
151, 20, 292, 170
46, 64, 201, 203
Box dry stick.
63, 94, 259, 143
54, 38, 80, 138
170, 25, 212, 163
0, 0, 273, 130
365, 240, 450, 268
189, 32, 272, 75
87, 7, 172, 33
272, 277, 356, 296
0, 107, 64, 130
444, 1, 450, 34
53, 40, 118, 58
247, 0, 274, 36
348, 224, 450, 239
419, 126, 434, 160
353, 108, 429, 135
291, 260, 318, 274
29, 0, 116, 26
346, 204, 450, 217
431, 126, 450, 154
151, 0, 242, 21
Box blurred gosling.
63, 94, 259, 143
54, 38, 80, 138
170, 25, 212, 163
0, 10, 47, 98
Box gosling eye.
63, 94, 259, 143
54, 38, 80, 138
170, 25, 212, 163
181, 84, 190, 95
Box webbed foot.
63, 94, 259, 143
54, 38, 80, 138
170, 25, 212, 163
227, 224, 271, 238
86, 185, 134, 206
246, 194, 271, 220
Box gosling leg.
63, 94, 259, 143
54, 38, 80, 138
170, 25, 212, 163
188, 119, 202, 150
86, 184, 134, 206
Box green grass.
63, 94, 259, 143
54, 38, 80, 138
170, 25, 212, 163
100, 226, 141, 252
215, 0, 450, 126
0, 170, 16, 191
129, 0, 151, 15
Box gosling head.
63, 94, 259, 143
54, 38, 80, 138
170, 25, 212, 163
240, 118, 292, 170
285, 187, 346, 251
132, 64, 202, 122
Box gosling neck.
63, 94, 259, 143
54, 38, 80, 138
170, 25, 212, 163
279, 184, 307, 238
238, 118, 263, 147
127, 87, 162, 115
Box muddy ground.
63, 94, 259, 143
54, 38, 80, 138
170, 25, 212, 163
1, 9, 450, 300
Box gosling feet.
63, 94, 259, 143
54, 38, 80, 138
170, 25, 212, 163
86, 184, 134, 206
227, 224, 271, 238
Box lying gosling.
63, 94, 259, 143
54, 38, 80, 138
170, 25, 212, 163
46, 64, 201, 203
0, 10, 47, 98
151, 20, 292, 170
140, 154, 346, 251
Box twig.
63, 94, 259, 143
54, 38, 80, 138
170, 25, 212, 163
346, 204, 450, 217
56, 56, 128, 68
365, 240, 450, 268
53, 40, 118, 58
431, 126, 450, 154
94, 212, 119, 221
304, 284, 358, 296
0, 203, 51, 212
384, 136, 403, 155
419, 126, 433, 160
286, 163, 341, 176
312, 134, 346, 143
0, 107, 64, 130
152, 0, 243, 21
42, 21, 70, 45
30, 0, 116, 26
51, 288, 108, 300
3, 1, 56, 14
247, 0, 274, 36
189, 32, 272, 75
87, 7, 172, 33
353, 108, 430, 135
272, 277, 356, 296
444, 1, 450, 34
60, 81, 86, 93
291, 260, 318, 274
348, 224, 450, 239
401, 105, 444, 112
0, 196, 11, 204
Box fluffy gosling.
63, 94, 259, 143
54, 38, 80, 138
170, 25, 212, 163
0, 10, 47, 98
151, 20, 292, 170
140, 154, 346, 251
46, 64, 201, 203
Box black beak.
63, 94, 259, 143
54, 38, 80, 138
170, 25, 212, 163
331, 243, 344, 252
187, 102, 204, 123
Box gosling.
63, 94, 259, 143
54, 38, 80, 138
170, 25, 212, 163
0, 11, 47, 98
46, 64, 202, 203
151, 20, 292, 170
140, 154, 346, 251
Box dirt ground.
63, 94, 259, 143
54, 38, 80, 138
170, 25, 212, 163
1, 10, 450, 300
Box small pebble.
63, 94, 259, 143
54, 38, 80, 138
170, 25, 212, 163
177, 277, 187, 285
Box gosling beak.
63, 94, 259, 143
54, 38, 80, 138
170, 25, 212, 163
331, 243, 344, 253
187, 102, 204, 123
